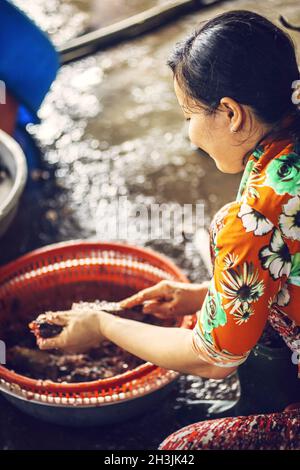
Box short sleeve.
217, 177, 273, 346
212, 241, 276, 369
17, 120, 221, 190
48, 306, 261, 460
193, 201, 292, 368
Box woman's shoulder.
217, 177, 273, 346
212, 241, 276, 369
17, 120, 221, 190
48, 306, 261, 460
262, 137, 300, 198
240, 137, 300, 230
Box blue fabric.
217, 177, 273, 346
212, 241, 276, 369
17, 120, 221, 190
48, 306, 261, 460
0, 0, 59, 123
17, 104, 39, 126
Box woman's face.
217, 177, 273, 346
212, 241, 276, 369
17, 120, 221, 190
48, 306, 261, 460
173, 77, 269, 174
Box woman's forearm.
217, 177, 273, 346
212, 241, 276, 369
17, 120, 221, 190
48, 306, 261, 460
99, 311, 234, 379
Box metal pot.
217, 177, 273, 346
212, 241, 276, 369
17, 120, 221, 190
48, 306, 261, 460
0, 129, 27, 237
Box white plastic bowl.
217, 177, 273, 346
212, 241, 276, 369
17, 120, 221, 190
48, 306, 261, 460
0, 129, 27, 237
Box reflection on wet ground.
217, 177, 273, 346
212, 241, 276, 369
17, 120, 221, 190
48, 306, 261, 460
13, 0, 171, 42
6, 0, 244, 280
1, 0, 300, 450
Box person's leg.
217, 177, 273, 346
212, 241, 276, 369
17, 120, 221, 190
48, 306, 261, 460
158, 409, 300, 450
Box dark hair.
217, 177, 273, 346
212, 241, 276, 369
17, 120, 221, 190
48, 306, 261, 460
167, 10, 300, 143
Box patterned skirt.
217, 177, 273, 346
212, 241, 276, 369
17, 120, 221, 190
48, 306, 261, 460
158, 407, 300, 450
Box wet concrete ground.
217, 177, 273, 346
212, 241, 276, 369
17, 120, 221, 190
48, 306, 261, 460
13, 0, 172, 43
1, 0, 300, 449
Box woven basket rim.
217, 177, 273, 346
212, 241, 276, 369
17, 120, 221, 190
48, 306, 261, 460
0, 240, 193, 395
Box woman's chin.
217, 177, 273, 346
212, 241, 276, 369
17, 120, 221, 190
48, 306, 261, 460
214, 160, 230, 173
215, 160, 243, 174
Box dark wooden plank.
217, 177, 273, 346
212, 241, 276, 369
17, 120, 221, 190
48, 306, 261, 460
59, 0, 225, 64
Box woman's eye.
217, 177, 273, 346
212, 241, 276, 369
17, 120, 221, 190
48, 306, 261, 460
185, 118, 191, 122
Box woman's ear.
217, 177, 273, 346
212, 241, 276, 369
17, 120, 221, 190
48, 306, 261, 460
220, 97, 243, 133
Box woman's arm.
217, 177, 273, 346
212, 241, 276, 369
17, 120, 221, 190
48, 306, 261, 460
37, 305, 236, 379
99, 309, 237, 380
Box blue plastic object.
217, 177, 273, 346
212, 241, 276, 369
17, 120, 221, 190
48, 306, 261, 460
0, 1, 59, 124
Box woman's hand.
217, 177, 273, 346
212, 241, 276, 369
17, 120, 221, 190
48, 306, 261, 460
120, 279, 211, 318
36, 309, 105, 354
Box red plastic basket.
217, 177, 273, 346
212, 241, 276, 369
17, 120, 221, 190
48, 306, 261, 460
0, 240, 195, 410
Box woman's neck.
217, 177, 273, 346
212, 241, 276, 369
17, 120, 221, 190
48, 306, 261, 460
241, 112, 298, 169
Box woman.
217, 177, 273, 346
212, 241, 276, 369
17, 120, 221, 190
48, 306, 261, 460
36, 10, 300, 449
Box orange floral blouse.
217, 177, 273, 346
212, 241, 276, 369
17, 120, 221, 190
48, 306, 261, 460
193, 131, 300, 373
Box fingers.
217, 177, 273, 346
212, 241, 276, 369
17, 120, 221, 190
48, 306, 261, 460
36, 311, 72, 326
36, 311, 70, 326
120, 282, 172, 308
142, 300, 178, 317
142, 300, 165, 314
37, 333, 65, 350
71, 302, 83, 311
35, 312, 70, 350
